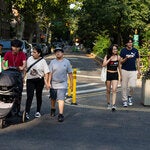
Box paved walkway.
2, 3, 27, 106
0, 47, 150, 150
62, 47, 150, 113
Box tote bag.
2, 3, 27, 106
100, 67, 107, 82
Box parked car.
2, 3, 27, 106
32, 43, 50, 55
52, 41, 65, 49
52, 38, 65, 48
0, 40, 11, 57
0, 39, 32, 57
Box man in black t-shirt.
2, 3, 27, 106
120, 38, 141, 107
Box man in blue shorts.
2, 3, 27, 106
49, 47, 73, 122
120, 38, 141, 107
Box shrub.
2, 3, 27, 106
93, 33, 111, 58
138, 42, 150, 73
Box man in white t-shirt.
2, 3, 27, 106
49, 47, 73, 122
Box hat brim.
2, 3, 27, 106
54, 49, 64, 53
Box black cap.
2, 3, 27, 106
54, 47, 64, 53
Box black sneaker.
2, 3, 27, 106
58, 114, 64, 122
50, 109, 56, 117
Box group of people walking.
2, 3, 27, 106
0, 37, 140, 122
1, 39, 73, 122
102, 37, 141, 111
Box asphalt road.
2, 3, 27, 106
0, 48, 150, 150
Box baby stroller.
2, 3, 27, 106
0, 68, 22, 128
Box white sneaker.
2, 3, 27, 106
35, 112, 41, 118
112, 105, 116, 111
123, 101, 128, 107
25, 112, 30, 120
107, 104, 111, 109
128, 96, 133, 106
22, 111, 30, 122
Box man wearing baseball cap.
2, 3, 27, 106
53, 47, 64, 53
48, 47, 73, 122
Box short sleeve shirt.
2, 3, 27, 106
4, 51, 26, 67
120, 47, 139, 71
49, 58, 72, 89
27, 56, 50, 79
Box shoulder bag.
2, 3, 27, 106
100, 67, 107, 82
26, 57, 43, 73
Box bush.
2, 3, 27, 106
93, 34, 111, 58
138, 42, 150, 73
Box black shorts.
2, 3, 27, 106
106, 72, 118, 81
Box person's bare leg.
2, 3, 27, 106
50, 99, 56, 116
51, 99, 56, 109
111, 80, 118, 105
57, 100, 65, 122
106, 81, 111, 104
58, 100, 64, 114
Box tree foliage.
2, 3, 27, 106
3, 0, 150, 49
93, 32, 111, 58
77, 0, 150, 47
4, 0, 71, 41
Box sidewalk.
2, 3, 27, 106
66, 80, 150, 112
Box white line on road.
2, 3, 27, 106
77, 83, 100, 88
76, 87, 106, 94
22, 87, 106, 96
77, 74, 100, 79
22, 84, 121, 95
76, 85, 121, 94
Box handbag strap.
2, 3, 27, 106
26, 57, 43, 73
